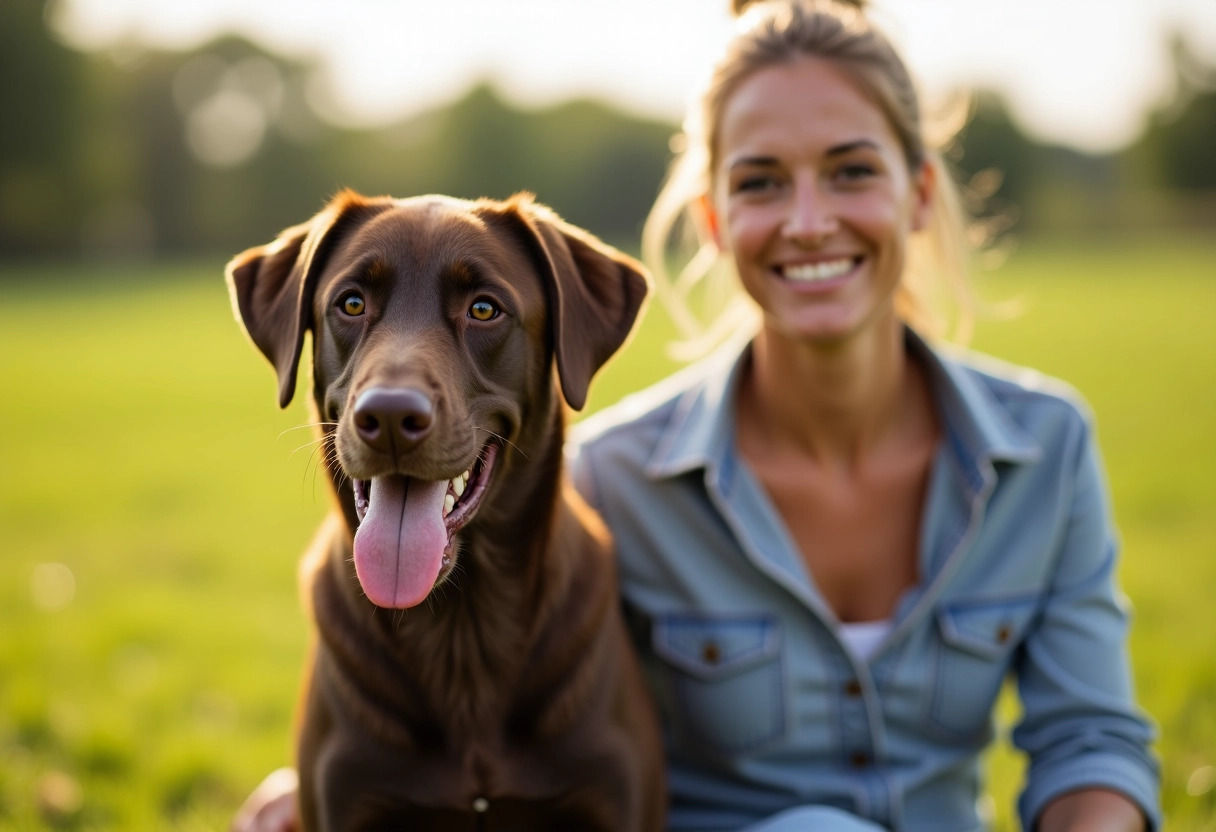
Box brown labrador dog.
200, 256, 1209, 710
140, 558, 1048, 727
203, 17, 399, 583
227, 190, 664, 831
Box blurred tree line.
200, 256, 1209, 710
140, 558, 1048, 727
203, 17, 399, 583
1, 0, 1213, 264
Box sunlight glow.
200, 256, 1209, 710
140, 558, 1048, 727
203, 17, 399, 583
31, 562, 76, 612
49, 0, 1216, 152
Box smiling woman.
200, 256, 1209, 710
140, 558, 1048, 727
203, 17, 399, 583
571, 1, 1161, 831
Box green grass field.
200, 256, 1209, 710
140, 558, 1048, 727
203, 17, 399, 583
2, 236, 1214, 830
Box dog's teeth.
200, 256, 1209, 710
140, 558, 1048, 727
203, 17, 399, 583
444, 494, 456, 516
462, 470, 470, 486
452, 476, 466, 498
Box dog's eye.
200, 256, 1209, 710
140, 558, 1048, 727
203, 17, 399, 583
340, 293, 366, 316
468, 299, 499, 322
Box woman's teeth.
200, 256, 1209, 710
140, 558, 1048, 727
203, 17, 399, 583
782, 258, 854, 282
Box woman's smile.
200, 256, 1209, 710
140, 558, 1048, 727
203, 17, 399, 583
775, 255, 864, 288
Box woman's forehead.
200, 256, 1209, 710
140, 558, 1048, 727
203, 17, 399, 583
716, 59, 900, 165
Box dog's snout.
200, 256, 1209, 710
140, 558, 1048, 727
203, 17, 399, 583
353, 388, 435, 455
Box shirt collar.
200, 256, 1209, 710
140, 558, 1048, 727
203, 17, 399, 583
645, 327, 1041, 482
910, 330, 1042, 474
644, 336, 749, 480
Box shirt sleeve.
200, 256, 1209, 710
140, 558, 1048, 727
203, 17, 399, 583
1012, 418, 1161, 830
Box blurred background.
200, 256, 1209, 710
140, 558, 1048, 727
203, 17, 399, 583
1, 0, 1214, 829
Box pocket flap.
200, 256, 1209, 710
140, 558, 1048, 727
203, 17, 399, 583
936, 597, 1037, 660
653, 614, 780, 681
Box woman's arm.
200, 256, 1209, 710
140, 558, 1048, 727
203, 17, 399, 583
1012, 415, 1159, 829
1036, 787, 1145, 832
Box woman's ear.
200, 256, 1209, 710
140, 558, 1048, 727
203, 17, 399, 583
910, 158, 936, 233
695, 193, 723, 250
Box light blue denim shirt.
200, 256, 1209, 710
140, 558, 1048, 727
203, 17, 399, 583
568, 330, 1160, 832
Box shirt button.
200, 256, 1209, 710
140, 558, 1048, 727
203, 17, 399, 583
701, 642, 721, 665
850, 751, 871, 768
996, 623, 1012, 644
844, 679, 863, 697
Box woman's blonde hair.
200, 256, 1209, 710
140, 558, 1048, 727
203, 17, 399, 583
643, 0, 975, 358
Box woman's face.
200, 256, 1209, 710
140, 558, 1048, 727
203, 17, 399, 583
709, 57, 932, 346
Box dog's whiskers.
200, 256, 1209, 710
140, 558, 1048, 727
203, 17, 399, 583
289, 436, 329, 460
278, 422, 339, 440
315, 445, 335, 495
299, 435, 348, 500
474, 427, 528, 461
299, 441, 328, 501
321, 444, 347, 482
305, 438, 331, 475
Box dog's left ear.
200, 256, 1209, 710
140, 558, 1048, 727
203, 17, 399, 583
226, 190, 387, 408
496, 195, 650, 411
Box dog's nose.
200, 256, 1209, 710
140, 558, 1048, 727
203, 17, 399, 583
353, 388, 435, 455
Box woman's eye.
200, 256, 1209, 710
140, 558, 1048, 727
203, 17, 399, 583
735, 174, 778, 194
468, 299, 499, 321
836, 163, 876, 182
340, 293, 366, 316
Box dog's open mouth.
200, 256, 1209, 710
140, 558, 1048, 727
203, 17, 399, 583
349, 442, 499, 609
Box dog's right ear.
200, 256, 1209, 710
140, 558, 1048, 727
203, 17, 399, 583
226, 190, 385, 408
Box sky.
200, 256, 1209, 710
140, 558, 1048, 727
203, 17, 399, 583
50, 0, 1216, 153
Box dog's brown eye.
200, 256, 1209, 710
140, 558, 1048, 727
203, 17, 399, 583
468, 299, 499, 322
341, 293, 366, 316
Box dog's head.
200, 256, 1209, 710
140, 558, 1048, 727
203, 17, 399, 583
226, 190, 648, 609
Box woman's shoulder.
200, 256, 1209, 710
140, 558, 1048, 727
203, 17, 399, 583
959, 346, 1089, 408
931, 341, 1098, 450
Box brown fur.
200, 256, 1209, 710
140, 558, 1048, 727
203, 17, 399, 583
227, 190, 664, 831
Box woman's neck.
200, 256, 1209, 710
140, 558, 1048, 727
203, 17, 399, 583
738, 318, 924, 469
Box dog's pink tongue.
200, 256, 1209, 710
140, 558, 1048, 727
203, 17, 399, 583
352, 475, 447, 609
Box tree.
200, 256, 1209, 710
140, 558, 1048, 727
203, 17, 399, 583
1126, 33, 1216, 191
0, 0, 89, 256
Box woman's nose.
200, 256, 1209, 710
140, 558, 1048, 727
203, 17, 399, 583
783, 178, 837, 244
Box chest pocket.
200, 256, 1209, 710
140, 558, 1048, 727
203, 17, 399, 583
927, 596, 1038, 740
652, 614, 786, 755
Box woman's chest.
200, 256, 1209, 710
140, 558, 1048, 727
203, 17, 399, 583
755, 454, 932, 622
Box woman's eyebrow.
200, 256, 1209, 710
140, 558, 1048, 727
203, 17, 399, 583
727, 155, 779, 170
728, 139, 882, 170
826, 139, 880, 156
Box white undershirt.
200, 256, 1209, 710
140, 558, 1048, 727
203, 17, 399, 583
838, 619, 894, 662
